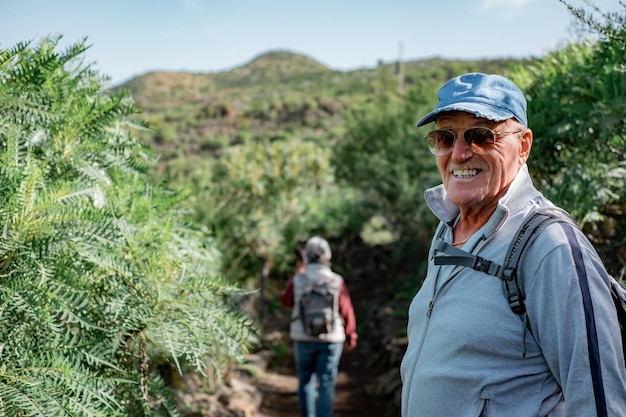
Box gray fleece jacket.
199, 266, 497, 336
400, 165, 626, 417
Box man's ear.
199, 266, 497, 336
519, 129, 533, 163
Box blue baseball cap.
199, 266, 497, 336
415, 73, 528, 128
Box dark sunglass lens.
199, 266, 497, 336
436, 130, 455, 148
465, 128, 495, 151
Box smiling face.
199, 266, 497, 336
435, 111, 532, 217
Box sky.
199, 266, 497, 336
1, 0, 623, 87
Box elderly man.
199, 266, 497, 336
400, 73, 626, 417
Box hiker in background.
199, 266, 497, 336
280, 236, 357, 417
400, 73, 626, 417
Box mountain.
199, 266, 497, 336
118, 50, 329, 103
116, 51, 528, 161
228, 50, 330, 78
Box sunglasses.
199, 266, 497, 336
425, 127, 523, 156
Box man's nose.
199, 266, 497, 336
450, 132, 473, 161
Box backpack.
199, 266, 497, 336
432, 206, 626, 361
298, 275, 339, 337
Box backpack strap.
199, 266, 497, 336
434, 207, 574, 309
433, 206, 575, 356
291, 272, 309, 323
500, 207, 575, 315
434, 240, 506, 277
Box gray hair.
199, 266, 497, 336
305, 236, 332, 265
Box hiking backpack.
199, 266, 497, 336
432, 206, 626, 361
298, 275, 339, 337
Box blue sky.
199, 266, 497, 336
1, 0, 623, 86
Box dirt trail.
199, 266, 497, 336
254, 347, 396, 417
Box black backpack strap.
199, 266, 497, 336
434, 240, 505, 277
502, 207, 575, 315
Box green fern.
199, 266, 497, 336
0, 36, 253, 416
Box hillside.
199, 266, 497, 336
117, 51, 528, 161
224, 50, 331, 83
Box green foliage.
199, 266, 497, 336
333, 88, 441, 242
510, 2, 625, 276
186, 138, 364, 285
149, 54, 539, 293
0, 36, 253, 416
514, 41, 625, 219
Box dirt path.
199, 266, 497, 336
254, 348, 396, 417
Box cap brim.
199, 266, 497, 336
415, 102, 517, 127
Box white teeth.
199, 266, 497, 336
453, 169, 479, 178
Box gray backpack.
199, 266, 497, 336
298, 275, 339, 336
